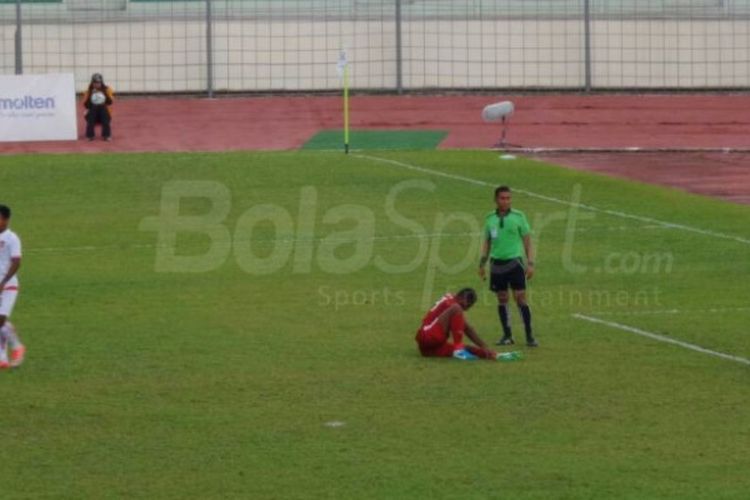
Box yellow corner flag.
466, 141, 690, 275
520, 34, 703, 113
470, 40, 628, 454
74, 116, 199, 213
337, 50, 350, 154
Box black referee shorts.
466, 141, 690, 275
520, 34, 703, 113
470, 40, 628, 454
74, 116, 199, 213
489, 258, 527, 292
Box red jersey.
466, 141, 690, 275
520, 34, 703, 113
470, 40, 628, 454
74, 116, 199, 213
421, 293, 461, 329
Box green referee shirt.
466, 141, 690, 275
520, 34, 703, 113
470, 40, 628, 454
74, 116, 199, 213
484, 208, 531, 260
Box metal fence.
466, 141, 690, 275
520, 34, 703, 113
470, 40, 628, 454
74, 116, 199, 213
1, 0, 749, 93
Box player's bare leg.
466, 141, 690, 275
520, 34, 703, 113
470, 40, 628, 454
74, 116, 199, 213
5, 322, 24, 367
434, 303, 467, 348
0, 316, 10, 369
464, 345, 495, 359
463, 321, 523, 362
431, 304, 481, 360
463, 345, 523, 362
0, 317, 23, 368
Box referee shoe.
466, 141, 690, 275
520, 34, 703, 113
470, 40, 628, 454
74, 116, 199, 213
496, 335, 515, 346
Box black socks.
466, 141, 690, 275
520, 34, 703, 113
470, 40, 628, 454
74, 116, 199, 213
498, 304, 512, 336
499, 303, 533, 339
519, 304, 532, 336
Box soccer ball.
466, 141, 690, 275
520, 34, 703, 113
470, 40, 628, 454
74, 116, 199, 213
91, 91, 106, 106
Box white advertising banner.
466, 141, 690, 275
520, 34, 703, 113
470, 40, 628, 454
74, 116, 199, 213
0, 73, 78, 142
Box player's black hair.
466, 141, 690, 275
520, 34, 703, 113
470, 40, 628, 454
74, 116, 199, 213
456, 287, 477, 306
494, 185, 511, 198
0, 205, 11, 220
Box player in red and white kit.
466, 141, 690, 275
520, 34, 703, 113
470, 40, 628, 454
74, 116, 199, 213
0, 205, 25, 369
415, 288, 522, 361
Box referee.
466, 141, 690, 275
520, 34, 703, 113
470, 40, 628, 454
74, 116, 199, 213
478, 186, 538, 347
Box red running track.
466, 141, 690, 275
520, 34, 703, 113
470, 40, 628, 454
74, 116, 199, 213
2, 94, 749, 203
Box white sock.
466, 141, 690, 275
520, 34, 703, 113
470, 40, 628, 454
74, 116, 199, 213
0, 323, 22, 350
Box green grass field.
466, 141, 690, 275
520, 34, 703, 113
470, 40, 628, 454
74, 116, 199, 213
1, 150, 749, 499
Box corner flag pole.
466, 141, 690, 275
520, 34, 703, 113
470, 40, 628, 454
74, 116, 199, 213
337, 50, 350, 154
344, 62, 350, 154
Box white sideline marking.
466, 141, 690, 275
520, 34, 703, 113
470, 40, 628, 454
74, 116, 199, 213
589, 307, 750, 317
572, 313, 750, 367
25, 223, 663, 255
575, 224, 663, 232
25, 231, 481, 254
27, 243, 155, 254
353, 154, 750, 246
507, 147, 750, 154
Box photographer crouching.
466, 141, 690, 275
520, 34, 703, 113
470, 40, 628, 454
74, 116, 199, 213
82, 73, 114, 141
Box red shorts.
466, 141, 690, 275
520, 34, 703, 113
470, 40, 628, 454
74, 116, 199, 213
415, 323, 456, 358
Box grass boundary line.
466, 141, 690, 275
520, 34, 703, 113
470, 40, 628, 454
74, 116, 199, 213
588, 307, 750, 316
353, 153, 750, 246
572, 313, 750, 367
505, 147, 750, 154
26, 231, 482, 254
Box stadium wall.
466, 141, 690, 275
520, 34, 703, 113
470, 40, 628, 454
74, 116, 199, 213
1, 7, 748, 92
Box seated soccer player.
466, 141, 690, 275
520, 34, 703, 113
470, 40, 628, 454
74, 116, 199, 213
415, 288, 522, 361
